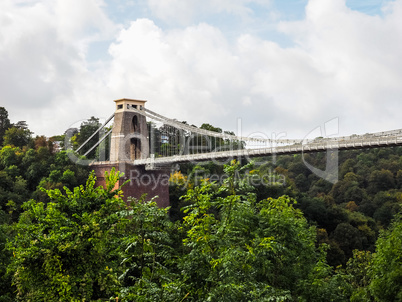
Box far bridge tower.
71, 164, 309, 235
110, 99, 149, 162
92, 98, 169, 207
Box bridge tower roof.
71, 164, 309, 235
114, 98, 147, 112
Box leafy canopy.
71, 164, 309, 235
8, 169, 127, 301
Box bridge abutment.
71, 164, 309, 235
92, 162, 170, 207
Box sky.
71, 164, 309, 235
1, 0, 402, 140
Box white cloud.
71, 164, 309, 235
2, 0, 402, 141
107, 20, 234, 123
277, 0, 402, 134
103, 0, 402, 138
0, 0, 118, 135
147, 0, 271, 26
53, 0, 117, 49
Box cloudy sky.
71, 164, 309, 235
1, 0, 402, 140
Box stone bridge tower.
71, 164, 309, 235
110, 99, 149, 162
92, 98, 169, 207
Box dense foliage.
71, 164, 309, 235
370, 213, 402, 300
170, 147, 402, 268
8, 170, 125, 301
0, 106, 401, 300
174, 161, 349, 301
3, 159, 401, 301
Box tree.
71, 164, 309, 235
331, 223, 363, 261
200, 123, 222, 133
8, 169, 127, 301
339, 158, 357, 179
118, 196, 180, 301
0, 210, 15, 301
344, 250, 373, 302
75, 116, 101, 158
3, 124, 32, 148
370, 212, 402, 301
176, 160, 350, 301
0, 107, 11, 146
368, 169, 395, 193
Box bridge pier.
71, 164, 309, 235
92, 162, 170, 208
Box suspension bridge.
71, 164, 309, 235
72, 98, 402, 206
78, 99, 402, 168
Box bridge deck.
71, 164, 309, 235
131, 135, 402, 169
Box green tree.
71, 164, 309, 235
0, 107, 11, 146
331, 223, 363, 262
3, 124, 32, 148
75, 116, 101, 158
344, 250, 373, 302
370, 212, 402, 301
176, 161, 350, 301
118, 196, 180, 301
8, 169, 127, 301
368, 169, 395, 193
0, 210, 14, 302
0, 145, 22, 169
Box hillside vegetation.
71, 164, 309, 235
0, 106, 401, 301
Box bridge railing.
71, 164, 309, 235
133, 132, 402, 169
